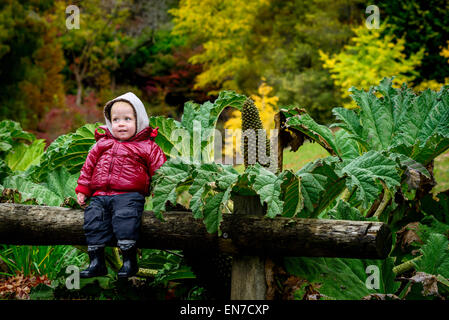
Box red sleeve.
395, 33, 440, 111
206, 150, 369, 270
75, 142, 101, 197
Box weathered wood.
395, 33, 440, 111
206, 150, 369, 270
230, 195, 267, 300
0, 203, 391, 259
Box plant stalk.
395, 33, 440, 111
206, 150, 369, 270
341, 186, 357, 202
374, 181, 391, 218
393, 255, 422, 275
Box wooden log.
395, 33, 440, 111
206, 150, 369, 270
0, 203, 391, 259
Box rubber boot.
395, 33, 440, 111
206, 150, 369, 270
80, 247, 108, 278
117, 246, 138, 278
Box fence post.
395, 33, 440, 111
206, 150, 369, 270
230, 194, 267, 299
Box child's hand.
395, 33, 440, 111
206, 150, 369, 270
77, 192, 87, 206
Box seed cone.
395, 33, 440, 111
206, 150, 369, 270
241, 98, 271, 169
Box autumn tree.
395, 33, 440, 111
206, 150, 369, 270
319, 23, 423, 108
0, 0, 65, 130
170, 0, 269, 94
51, 0, 131, 105
20, 23, 66, 131
170, 0, 367, 123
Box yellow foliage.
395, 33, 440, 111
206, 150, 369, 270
414, 79, 447, 92
319, 22, 423, 107
170, 0, 269, 92
223, 81, 278, 159
441, 41, 449, 59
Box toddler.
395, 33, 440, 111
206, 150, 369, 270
76, 92, 166, 278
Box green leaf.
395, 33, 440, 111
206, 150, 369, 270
296, 157, 346, 218
388, 152, 431, 179
246, 164, 284, 218
0, 158, 12, 183
331, 107, 365, 147
334, 129, 360, 161
327, 200, 369, 221
188, 163, 238, 219
149, 115, 183, 159
201, 164, 239, 233
29, 123, 101, 182
212, 90, 247, 112
0, 120, 35, 153
151, 160, 192, 219
44, 167, 79, 200
284, 256, 400, 300
4, 139, 45, 172
2, 167, 79, 206
3, 175, 61, 206
279, 170, 303, 218
151, 91, 246, 163
231, 171, 258, 197
349, 86, 394, 151
414, 233, 449, 278
285, 110, 340, 157
203, 187, 232, 234
188, 163, 220, 219
337, 150, 401, 209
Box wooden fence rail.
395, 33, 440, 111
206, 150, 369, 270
0, 203, 391, 259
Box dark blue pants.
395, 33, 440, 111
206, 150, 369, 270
83, 192, 145, 246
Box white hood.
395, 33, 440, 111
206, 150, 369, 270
103, 92, 149, 136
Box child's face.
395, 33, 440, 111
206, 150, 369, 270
110, 101, 137, 141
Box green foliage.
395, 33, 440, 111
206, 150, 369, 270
285, 78, 449, 199
0, 245, 86, 279
337, 150, 401, 209
0, 120, 45, 179
0, 120, 36, 155
28, 123, 100, 182
327, 200, 371, 221
2, 76, 449, 300
150, 90, 247, 162
0, 1, 47, 127
3, 167, 78, 206
139, 250, 196, 286
296, 157, 345, 218
0, 122, 99, 207
414, 233, 449, 279
284, 256, 400, 300
5, 139, 45, 172
378, 0, 449, 84
320, 23, 423, 107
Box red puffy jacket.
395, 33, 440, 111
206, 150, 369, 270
75, 125, 167, 197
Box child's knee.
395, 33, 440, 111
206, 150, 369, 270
83, 199, 113, 245
113, 207, 142, 240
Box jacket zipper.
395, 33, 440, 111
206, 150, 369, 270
107, 143, 118, 192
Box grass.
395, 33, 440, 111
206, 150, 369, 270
233, 141, 330, 174
433, 151, 449, 194
0, 245, 87, 279
282, 141, 330, 172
